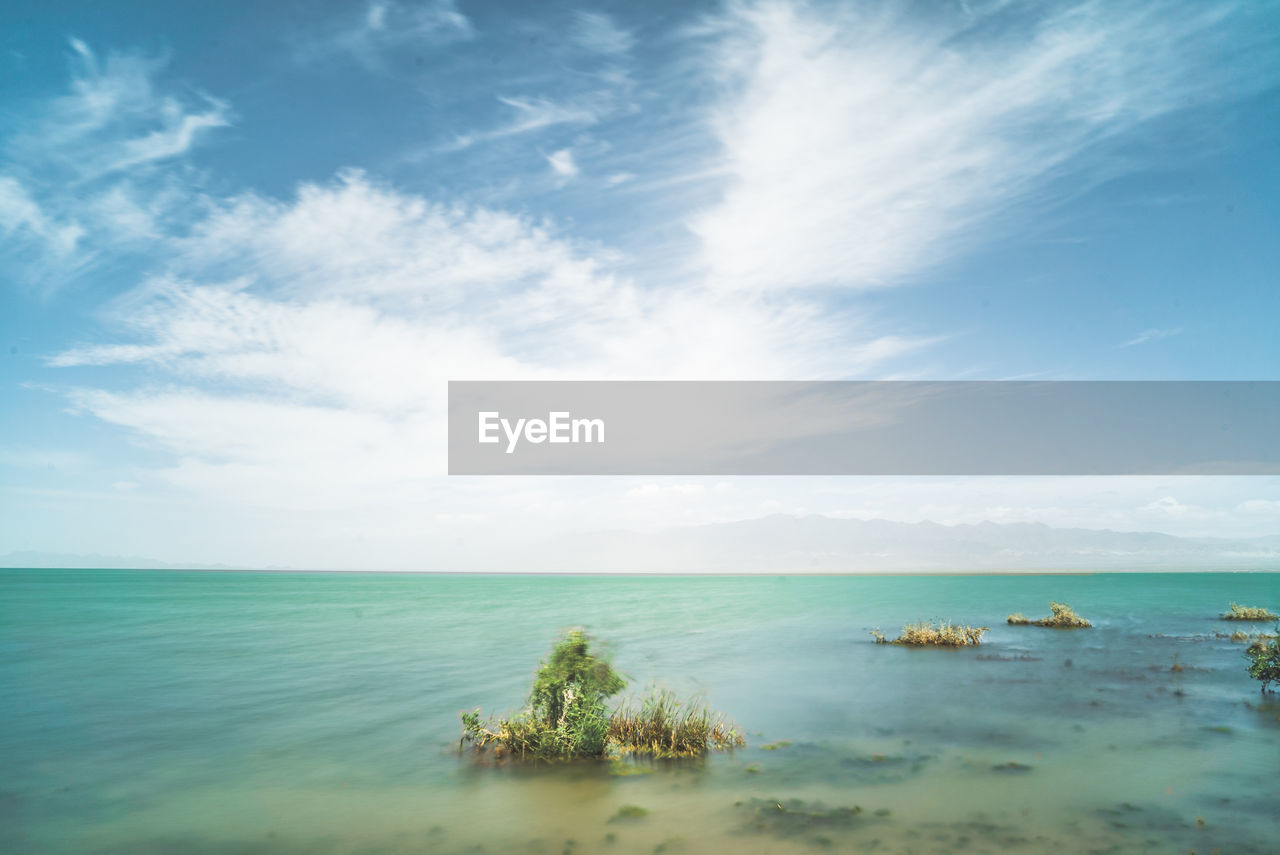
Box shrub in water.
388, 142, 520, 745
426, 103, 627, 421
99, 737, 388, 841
870, 621, 988, 646
1007, 601, 1091, 628
1221, 603, 1277, 621
1245, 628, 1280, 693
461, 628, 625, 760
460, 629, 743, 761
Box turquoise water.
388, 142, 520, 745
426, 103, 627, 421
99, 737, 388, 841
2, 570, 1278, 855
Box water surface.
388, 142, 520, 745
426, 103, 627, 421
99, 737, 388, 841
2, 570, 1278, 854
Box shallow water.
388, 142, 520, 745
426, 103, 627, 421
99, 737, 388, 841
2, 570, 1278, 855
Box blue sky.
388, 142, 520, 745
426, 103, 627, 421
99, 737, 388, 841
2, 0, 1279, 568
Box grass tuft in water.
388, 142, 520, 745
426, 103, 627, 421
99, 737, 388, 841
871, 621, 988, 646
461, 629, 743, 761
1007, 601, 1091, 628
1221, 603, 1277, 621
609, 687, 745, 758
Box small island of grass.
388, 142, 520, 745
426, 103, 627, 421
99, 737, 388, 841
460, 628, 744, 761
1007, 601, 1091, 628
1220, 603, 1277, 621
870, 621, 988, 646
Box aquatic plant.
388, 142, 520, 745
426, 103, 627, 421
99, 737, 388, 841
1006, 601, 1091, 628
1221, 603, 1277, 621
1244, 628, 1280, 693
460, 630, 743, 761
608, 687, 745, 758
610, 805, 649, 821
871, 621, 988, 646
460, 628, 625, 760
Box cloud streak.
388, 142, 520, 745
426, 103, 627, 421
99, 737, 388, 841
1, 39, 227, 293
1121, 327, 1183, 348
292, 0, 473, 70
689, 0, 1279, 292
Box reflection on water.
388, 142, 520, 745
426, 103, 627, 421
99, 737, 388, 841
1, 570, 1277, 854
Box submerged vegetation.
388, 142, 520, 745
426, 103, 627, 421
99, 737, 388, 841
1007, 601, 1092, 628
459, 629, 743, 761
1245, 629, 1280, 693
871, 621, 988, 646
735, 797, 864, 838
1221, 603, 1277, 621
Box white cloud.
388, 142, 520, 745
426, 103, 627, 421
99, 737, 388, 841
1121, 327, 1183, 348
1137, 495, 1221, 521
689, 0, 1277, 292
1237, 499, 1280, 516
547, 148, 579, 181
0, 176, 85, 259
52, 171, 928, 506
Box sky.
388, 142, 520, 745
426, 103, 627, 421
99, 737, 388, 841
1, 0, 1279, 570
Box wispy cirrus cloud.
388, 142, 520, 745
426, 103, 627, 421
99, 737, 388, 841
1121, 327, 1183, 348
570, 11, 635, 57
689, 0, 1279, 292
1, 39, 227, 293
292, 0, 473, 70
442, 95, 609, 151
14, 38, 228, 181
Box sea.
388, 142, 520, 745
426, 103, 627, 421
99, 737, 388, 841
2, 569, 1277, 855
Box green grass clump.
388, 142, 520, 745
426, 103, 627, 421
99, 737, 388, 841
1007, 601, 1091, 628
870, 621, 988, 646
1221, 603, 1277, 621
1245, 629, 1280, 693
460, 629, 742, 762
609, 688, 745, 758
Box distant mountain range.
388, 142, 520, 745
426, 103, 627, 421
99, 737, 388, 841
4, 516, 1278, 572
0, 551, 241, 571
537, 515, 1280, 572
